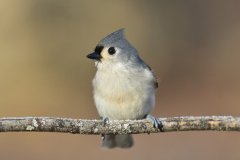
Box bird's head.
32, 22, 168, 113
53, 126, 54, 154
87, 29, 139, 69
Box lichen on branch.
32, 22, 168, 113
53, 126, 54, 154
0, 116, 239, 134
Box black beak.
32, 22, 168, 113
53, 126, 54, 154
86, 52, 102, 61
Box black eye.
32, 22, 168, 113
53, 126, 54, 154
108, 47, 116, 55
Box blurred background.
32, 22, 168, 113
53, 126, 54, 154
0, 0, 240, 159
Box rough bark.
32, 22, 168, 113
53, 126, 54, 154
0, 116, 239, 135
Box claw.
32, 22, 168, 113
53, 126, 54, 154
146, 115, 164, 132
100, 117, 109, 126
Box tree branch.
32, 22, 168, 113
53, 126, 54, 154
0, 116, 239, 134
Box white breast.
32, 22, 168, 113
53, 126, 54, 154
92, 62, 156, 120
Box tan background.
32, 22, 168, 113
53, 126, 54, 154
0, 0, 240, 159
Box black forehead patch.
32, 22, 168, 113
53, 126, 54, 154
94, 45, 104, 54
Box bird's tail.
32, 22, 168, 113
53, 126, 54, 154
102, 135, 133, 149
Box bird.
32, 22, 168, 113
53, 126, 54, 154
87, 29, 163, 148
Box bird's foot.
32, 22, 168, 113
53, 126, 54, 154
100, 117, 110, 140
145, 114, 164, 132
100, 117, 109, 126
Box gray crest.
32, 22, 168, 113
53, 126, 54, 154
98, 28, 125, 46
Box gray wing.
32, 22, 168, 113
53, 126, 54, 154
145, 64, 159, 89
131, 55, 158, 88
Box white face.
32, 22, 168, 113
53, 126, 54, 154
100, 46, 119, 61
94, 46, 123, 70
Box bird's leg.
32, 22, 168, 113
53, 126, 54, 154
144, 114, 164, 132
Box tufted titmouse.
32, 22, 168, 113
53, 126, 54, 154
87, 29, 163, 148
